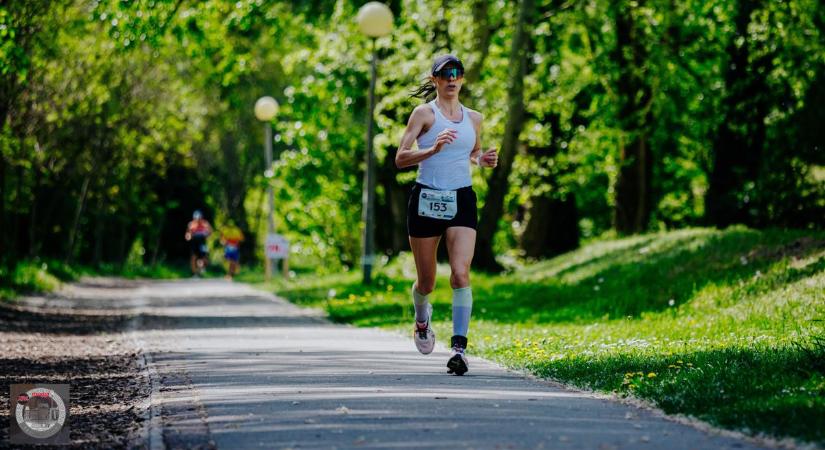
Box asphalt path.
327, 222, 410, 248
128, 279, 765, 450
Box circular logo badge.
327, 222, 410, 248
15, 387, 67, 439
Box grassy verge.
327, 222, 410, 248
75, 262, 192, 280
0, 259, 192, 301
248, 227, 825, 445
0, 260, 72, 300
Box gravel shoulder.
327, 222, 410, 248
0, 278, 150, 448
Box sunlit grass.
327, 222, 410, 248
77, 262, 192, 280
255, 227, 825, 444
0, 259, 192, 301
0, 259, 72, 301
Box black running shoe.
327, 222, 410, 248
447, 335, 469, 376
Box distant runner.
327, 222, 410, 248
395, 54, 498, 375
185, 210, 212, 277
220, 221, 245, 280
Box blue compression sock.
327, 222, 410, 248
452, 287, 473, 337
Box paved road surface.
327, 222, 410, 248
126, 279, 763, 450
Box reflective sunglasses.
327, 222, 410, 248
434, 67, 464, 79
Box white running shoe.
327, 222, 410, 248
413, 304, 435, 355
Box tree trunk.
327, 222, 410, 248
220, 130, 252, 256
0, 154, 6, 266
251, 184, 266, 263
475, 0, 534, 272
117, 219, 129, 265
92, 197, 104, 266
28, 191, 39, 258
36, 179, 63, 257
521, 193, 579, 258
381, 170, 409, 256
66, 174, 91, 263
611, 0, 653, 235
614, 137, 652, 233
433, 0, 452, 52
520, 111, 580, 258
460, 0, 496, 103
221, 132, 245, 224
12, 164, 25, 257
705, 0, 767, 227
150, 212, 165, 266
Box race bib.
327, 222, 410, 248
418, 188, 457, 220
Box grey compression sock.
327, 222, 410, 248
412, 284, 430, 323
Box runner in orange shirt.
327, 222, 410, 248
220, 221, 245, 280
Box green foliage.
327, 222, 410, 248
1, 0, 822, 271
262, 228, 825, 444
0, 260, 64, 299
78, 262, 190, 280
12, 262, 61, 293
0, 257, 189, 301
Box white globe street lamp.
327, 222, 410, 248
255, 96, 280, 279
255, 96, 279, 122
356, 2, 393, 285
357, 2, 393, 37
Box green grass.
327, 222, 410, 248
0, 259, 193, 301
76, 262, 193, 280
0, 260, 72, 300
249, 227, 825, 445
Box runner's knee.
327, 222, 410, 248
416, 278, 436, 295
450, 267, 470, 288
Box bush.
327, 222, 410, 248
11, 261, 61, 293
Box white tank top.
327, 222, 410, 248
415, 100, 475, 190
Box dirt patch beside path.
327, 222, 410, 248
0, 279, 149, 449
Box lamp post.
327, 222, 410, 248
254, 96, 279, 280
356, 2, 393, 285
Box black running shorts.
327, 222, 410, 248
407, 183, 478, 238
190, 235, 208, 258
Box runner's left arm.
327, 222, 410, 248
469, 111, 498, 168
469, 111, 483, 166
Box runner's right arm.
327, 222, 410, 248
395, 105, 456, 169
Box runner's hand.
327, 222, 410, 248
480, 148, 498, 168
432, 129, 457, 154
